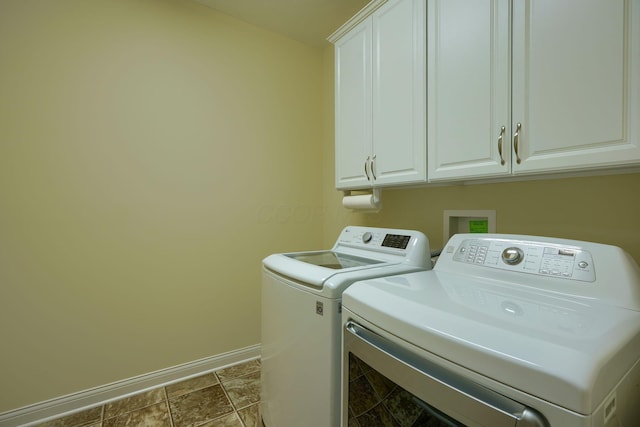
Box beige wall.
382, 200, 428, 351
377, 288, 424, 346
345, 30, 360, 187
2, 0, 639, 416
0, 0, 325, 412
323, 173, 640, 261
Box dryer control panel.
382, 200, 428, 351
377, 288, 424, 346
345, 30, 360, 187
451, 237, 596, 282
437, 234, 640, 317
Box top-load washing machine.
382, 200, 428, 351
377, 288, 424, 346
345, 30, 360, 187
260, 226, 432, 427
342, 233, 640, 427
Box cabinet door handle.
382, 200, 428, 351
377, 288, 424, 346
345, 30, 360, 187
513, 122, 522, 165
498, 126, 506, 166
364, 156, 371, 180
371, 155, 377, 180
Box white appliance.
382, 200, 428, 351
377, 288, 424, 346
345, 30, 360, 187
342, 234, 640, 427
261, 226, 432, 427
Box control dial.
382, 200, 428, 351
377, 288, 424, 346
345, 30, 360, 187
502, 247, 524, 265
362, 232, 373, 243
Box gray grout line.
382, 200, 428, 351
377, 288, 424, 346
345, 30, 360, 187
164, 387, 175, 427
215, 372, 242, 424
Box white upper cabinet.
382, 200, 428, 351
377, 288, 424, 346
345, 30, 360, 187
334, 18, 372, 189
512, 0, 640, 174
427, 0, 511, 181
428, 0, 640, 182
332, 0, 426, 190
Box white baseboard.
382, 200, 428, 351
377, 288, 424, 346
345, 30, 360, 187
0, 344, 261, 427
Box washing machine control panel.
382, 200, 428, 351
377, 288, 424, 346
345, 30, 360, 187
452, 237, 596, 282
333, 226, 431, 269
338, 228, 413, 250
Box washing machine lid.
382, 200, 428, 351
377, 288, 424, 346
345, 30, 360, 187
342, 239, 640, 416
263, 251, 395, 289
262, 226, 432, 292
285, 251, 385, 270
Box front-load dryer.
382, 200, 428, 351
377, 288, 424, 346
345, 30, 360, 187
342, 234, 640, 427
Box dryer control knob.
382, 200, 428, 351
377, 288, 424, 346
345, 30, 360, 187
362, 232, 373, 243
502, 247, 524, 265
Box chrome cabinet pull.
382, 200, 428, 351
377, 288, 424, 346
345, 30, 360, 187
513, 122, 522, 165
364, 156, 371, 180
498, 126, 506, 166
371, 155, 377, 180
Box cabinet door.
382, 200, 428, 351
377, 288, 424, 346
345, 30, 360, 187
335, 19, 372, 190
512, 0, 640, 174
371, 0, 427, 186
427, 0, 511, 181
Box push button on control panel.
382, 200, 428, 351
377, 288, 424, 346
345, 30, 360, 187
460, 244, 489, 263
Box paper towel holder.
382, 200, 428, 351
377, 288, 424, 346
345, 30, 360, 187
342, 188, 382, 211
364, 188, 381, 204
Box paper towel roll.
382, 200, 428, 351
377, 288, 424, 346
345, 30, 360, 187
342, 194, 381, 210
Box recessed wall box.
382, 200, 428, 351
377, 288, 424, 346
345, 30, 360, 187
443, 210, 496, 243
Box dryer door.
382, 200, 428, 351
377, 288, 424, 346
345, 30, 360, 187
343, 320, 548, 427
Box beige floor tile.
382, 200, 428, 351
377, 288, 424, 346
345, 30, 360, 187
103, 401, 170, 427
169, 384, 234, 427
221, 370, 261, 410
36, 407, 102, 427
237, 403, 261, 427
165, 373, 219, 399
199, 412, 244, 427
104, 388, 165, 419
215, 360, 260, 382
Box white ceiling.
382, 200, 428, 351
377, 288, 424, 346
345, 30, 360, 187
192, 0, 371, 47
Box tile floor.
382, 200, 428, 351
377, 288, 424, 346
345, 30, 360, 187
347, 354, 448, 427
35, 359, 262, 427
